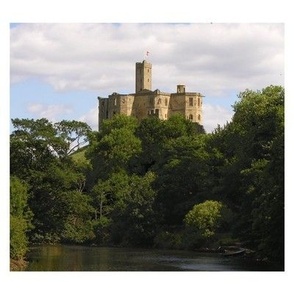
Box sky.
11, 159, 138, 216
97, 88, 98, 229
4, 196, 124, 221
10, 23, 284, 133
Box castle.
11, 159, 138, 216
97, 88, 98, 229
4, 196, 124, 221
98, 60, 203, 129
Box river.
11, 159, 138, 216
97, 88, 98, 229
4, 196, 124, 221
24, 245, 278, 271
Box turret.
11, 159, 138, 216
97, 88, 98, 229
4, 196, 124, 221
135, 60, 152, 93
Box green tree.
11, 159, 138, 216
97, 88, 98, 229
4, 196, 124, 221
163, 114, 197, 139
55, 120, 92, 155
10, 176, 33, 260
90, 170, 157, 246
110, 171, 157, 246
135, 116, 166, 173
86, 115, 141, 186
153, 134, 210, 225
100, 114, 138, 136
184, 200, 224, 238
61, 191, 95, 243
135, 115, 205, 174
232, 86, 284, 264
10, 118, 94, 243
207, 86, 284, 265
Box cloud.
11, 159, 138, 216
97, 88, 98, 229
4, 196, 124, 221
78, 106, 98, 131
11, 23, 284, 98
203, 104, 233, 133
26, 102, 73, 121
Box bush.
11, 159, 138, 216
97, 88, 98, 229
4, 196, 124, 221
10, 176, 32, 261
10, 216, 28, 260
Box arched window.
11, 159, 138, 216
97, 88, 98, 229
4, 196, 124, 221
189, 114, 193, 120
198, 114, 201, 121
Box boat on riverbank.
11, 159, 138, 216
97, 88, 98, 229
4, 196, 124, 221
222, 247, 246, 257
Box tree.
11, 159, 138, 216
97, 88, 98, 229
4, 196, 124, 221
99, 114, 138, 136
86, 115, 141, 186
10, 176, 33, 260
135, 116, 166, 173
61, 191, 95, 243
153, 134, 210, 225
90, 170, 157, 246
231, 86, 284, 264
184, 200, 224, 238
10, 118, 95, 244
208, 86, 284, 265
135, 115, 205, 174
55, 120, 92, 155
110, 172, 157, 246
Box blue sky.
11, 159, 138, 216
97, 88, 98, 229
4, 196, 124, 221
10, 79, 97, 123
10, 23, 284, 133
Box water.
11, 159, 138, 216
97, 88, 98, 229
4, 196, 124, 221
25, 245, 276, 271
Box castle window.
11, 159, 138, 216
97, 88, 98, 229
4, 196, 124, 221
155, 109, 159, 116
189, 114, 193, 121
198, 114, 201, 121
189, 97, 193, 106
198, 97, 201, 107
165, 98, 168, 106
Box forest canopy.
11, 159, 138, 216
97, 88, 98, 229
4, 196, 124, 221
10, 85, 284, 268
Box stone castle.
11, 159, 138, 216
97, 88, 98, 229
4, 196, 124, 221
98, 60, 203, 129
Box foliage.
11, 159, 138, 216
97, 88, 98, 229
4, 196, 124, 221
184, 200, 224, 238
91, 170, 157, 246
10, 176, 33, 260
230, 86, 284, 263
9, 86, 284, 267
153, 134, 210, 225
10, 119, 95, 244
110, 171, 157, 246
60, 191, 95, 243
85, 115, 141, 185
10, 216, 29, 260
55, 120, 91, 155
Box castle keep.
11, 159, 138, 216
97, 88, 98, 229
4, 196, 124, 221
98, 60, 203, 129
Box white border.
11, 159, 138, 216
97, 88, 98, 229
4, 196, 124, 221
1, 1, 293, 293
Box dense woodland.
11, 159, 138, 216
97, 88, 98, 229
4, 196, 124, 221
10, 85, 284, 268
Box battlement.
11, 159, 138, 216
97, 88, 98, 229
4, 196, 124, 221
98, 61, 203, 129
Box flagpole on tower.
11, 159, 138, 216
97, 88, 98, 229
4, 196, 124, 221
145, 50, 150, 61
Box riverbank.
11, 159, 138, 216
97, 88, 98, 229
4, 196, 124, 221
10, 258, 28, 271
24, 244, 277, 271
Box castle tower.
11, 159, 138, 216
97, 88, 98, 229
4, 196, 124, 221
98, 60, 204, 130
135, 60, 152, 93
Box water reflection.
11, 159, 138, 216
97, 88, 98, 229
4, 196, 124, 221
26, 245, 275, 271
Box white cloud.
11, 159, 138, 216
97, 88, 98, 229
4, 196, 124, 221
78, 106, 98, 131
26, 103, 73, 121
11, 23, 284, 133
203, 104, 233, 133
11, 23, 284, 98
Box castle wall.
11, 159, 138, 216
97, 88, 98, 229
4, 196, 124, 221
98, 61, 203, 129
98, 94, 135, 127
